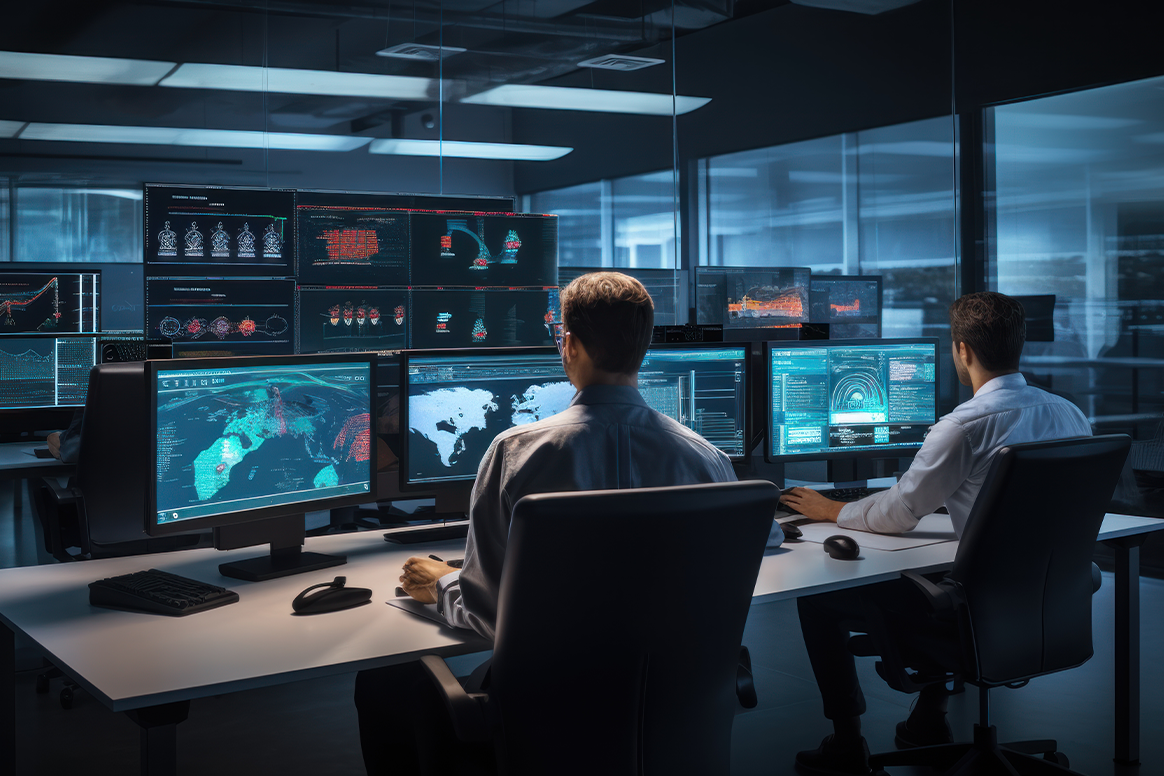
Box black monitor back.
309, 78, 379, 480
77, 362, 204, 555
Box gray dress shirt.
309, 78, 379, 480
436, 383, 738, 638
837, 373, 1092, 538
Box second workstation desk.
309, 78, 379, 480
1, 513, 1160, 776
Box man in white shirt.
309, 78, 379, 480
354, 272, 741, 775
785, 292, 1091, 776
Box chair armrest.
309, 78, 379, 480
901, 571, 959, 613
419, 655, 495, 743
42, 477, 81, 506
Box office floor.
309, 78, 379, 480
4, 481, 1162, 776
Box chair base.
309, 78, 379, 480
871, 724, 1082, 776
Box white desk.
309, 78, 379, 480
2, 514, 1161, 775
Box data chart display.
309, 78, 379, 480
146, 278, 295, 356
297, 286, 408, 354
145, 185, 295, 277
767, 339, 937, 461
409, 212, 557, 288
0, 271, 99, 334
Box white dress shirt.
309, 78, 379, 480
837, 373, 1091, 538
435, 383, 738, 639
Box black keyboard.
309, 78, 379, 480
778, 486, 888, 516
89, 569, 239, 616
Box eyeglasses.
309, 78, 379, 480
544, 320, 565, 353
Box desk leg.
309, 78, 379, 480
1110, 535, 1147, 766
125, 701, 189, 776
2, 624, 13, 776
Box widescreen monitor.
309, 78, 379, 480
409, 212, 558, 288
144, 184, 296, 277
145, 277, 296, 356
765, 338, 938, 463
147, 353, 376, 580
402, 343, 751, 487
0, 270, 99, 334
557, 267, 682, 325
696, 267, 811, 327
296, 200, 409, 287
409, 288, 557, 349
808, 275, 882, 338
0, 335, 98, 410
297, 286, 409, 354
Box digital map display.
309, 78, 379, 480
154, 361, 373, 524
405, 353, 574, 484
769, 342, 935, 458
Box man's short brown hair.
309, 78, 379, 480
948, 291, 1026, 371
560, 271, 654, 374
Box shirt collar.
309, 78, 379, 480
570, 383, 649, 408
974, 372, 1027, 398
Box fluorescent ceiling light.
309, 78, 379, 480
160, 63, 436, 101
376, 43, 466, 61
0, 51, 175, 86
999, 113, 1140, 130
462, 84, 711, 116
0, 120, 24, 138
19, 123, 371, 152
369, 138, 571, 161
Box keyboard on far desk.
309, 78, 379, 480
89, 569, 239, 616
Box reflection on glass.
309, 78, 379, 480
15, 188, 142, 263
990, 74, 1164, 519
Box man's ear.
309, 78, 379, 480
958, 341, 975, 368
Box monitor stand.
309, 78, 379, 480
383, 488, 470, 545
215, 514, 346, 582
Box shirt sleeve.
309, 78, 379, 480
836, 417, 973, 534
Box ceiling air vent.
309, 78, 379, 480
376, 43, 467, 61
577, 55, 665, 72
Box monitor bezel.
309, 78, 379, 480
399, 345, 563, 491
763, 337, 940, 465
146, 351, 378, 537
808, 274, 883, 333
640, 342, 752, 464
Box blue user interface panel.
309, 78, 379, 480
153, 360, 373, 525
768, 340, 936, 460
639, 346, 748, 460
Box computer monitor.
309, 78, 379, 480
765, 338, 938, 467
145, 278, 296, 356
557, 267, 683, 325
638, 344, 750, 461
409, 288, 557, 349
695, 267, 811, 327
146, 353, 376, 580
297, 286, 409, 354
0, 335, 99, 410
808, 275, 882, 338
296, 198, 410, 287
409, 212, 558, 287
144, 184, 296, 277
0, 269, 100, 334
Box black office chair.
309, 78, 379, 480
419, 479, 780, 776
857, 434, 1130, 776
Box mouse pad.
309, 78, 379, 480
786, 513, 957, 551
386, 597, 453, 627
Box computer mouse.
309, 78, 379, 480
781, 522, 803, 540
822, 535, 860, 561
292, 576, 373, 615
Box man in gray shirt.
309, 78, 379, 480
785, 292, 1091, 776
355, 272, 740, 775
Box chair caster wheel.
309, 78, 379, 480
1043, 751, 1069, 768
60, 687, 73, 709
35, 674, 49, 694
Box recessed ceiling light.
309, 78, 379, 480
160, 63, 437, 101
369, 138, 571, 161
577, 55, 665, 72
0, 51, 175, 86
19, 122, 371, 152
462, 84, 711, 115
376, 43, 467, 61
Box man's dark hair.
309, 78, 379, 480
560, 271, 654, 374
948, 291, 1026, 371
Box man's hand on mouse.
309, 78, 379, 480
780, 488, 844, 523
399, 556, 457, 604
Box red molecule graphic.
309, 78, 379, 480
187, 320, 202, 334
333, 413, 371, 462
238, 317, 257, 337
356, 306, 366, 321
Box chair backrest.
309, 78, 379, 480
949, 434, 1130, 685
488, 480, 779, 776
